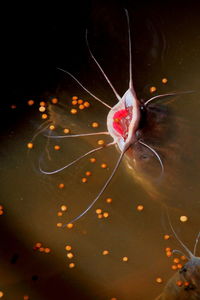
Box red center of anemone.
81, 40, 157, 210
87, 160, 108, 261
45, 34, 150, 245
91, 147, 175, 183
113, 108, 133, 140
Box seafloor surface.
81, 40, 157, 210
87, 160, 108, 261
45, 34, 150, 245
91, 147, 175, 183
1, 1, 200, 299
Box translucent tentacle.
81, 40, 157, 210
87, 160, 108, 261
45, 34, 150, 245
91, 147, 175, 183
39, 141, 115, 175
86, 30, 121, 102
144, 90, 194, 106
45, 131, 109, 139
64, 149, 124, 225
138, 140, 164, 176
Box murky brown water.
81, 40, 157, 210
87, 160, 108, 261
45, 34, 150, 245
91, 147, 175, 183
1, 2, 200, 300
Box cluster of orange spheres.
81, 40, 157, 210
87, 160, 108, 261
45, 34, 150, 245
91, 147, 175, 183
0, 205, 4, 216
65, 244, 75, 268
176, 279, 190, 288
57, 205, 68, 217
95, 208, 109, 219
81, 170, 92, 183
70, 95, 90, 114
33, 242, 51, 254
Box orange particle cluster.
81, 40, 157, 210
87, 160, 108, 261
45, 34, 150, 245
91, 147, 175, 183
65, 242, 75, 268
165, 247, 172, 257
0, 205, 4, 216
70, 96, 90, 112
33, 242, 51, 254
96, 208, 109, 219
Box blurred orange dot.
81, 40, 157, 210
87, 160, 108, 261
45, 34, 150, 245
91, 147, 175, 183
150, 86, 157, 93
98, 139, 105, 146
69, 262, 75, 268
122, 256, 128, 262
171, 264, 178, 270
81, 177, 87, 183
63, 128, 70, 134
51, 97, 58, 104
106, 198, 112, 203
61, 205, 67, 212
90, 157, 96, 163
27, 142, 33, 149
27, 100, 34, 106
103, 212, 109, 218
164, 234, 170, 240
137, 205, 144, 211
101, 163, 107, 169
67, 252, 74, 259
39, 106, 46, 112
65, 245, 72, 251
54, 145, 60, 150
85, 171, 92, 176
41, 113, 48, 119
92, 122, 99, 128
72, 96, 78, 100
58, 183, 65, 189
102, 250, 109, 255
44, 248, 51, 253
72, 100, 78, 105
162, 78, 168, 84
40, 101, 46, 106
156, 277, 163, 283
49, 125, 55, 130
67, 223, 73, 229
84, 101, 90, 108
70, 108, 77, 114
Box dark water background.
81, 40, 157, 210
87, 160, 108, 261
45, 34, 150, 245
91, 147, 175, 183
1, 1, 200, 299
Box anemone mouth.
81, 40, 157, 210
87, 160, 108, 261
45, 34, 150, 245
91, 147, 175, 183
112, 106, 133, 140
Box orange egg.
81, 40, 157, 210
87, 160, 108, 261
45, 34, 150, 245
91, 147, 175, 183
72, 96, 78, 100
58, 183, 65, 189
81, 177, 87, 183
41, 113, 48, 119
70, 108, 77, 114
162, 78, 168, 84
54, 145, 60, 150
90, 157, 96, 163
51, 97, 58, 104
92, 122, 99, 128
27, 99, 34, 106
65, 245, 72, 251
150, 86, 157, 93
83, 101, 90, 108
27, 142, 33, 149
106, 197, 112, 203
63, 128, 70, 134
